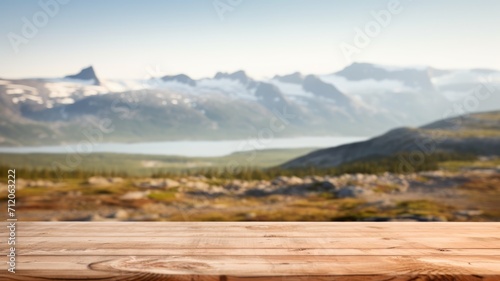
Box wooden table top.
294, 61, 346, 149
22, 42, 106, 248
2, 222, 500, 280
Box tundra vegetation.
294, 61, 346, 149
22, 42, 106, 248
1, 151, 498, 222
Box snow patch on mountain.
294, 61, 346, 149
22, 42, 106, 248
99, 79, 148, 93
6, 88, 24, 95
46, 77, 97, 85
155, 80, 197, 95
319, 75, 416, 96
268, 79, 313, 98
197, 78, 256, 100
374, 64, 428, 72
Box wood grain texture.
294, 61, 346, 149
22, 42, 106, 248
1, 222, 499, 280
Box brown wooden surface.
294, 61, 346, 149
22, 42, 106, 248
1, 222, 500, 280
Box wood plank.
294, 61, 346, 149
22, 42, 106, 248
16, 222, 500, 230
19, 221, 500, 225
3, 255, 500, 280
16, 230, 500, 238
15, 223, 500, 237
11, 223, 500, 236
16, 247, 500, 256
3, 273, 499, 281
18, 221, 500, 229
13, 236, 500, 250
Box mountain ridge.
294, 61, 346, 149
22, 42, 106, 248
281, 110, 500, 169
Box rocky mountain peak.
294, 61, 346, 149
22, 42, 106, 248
64, 66, 100, 85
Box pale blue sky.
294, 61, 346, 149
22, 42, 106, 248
1, 0, 500, 79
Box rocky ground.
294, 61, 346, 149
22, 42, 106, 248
4, 162, 499, 222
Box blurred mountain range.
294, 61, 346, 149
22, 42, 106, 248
1, 63, 499, 146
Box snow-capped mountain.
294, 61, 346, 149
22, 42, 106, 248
0, 63, 499, 146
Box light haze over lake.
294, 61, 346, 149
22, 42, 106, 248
0, 137, 366, 157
